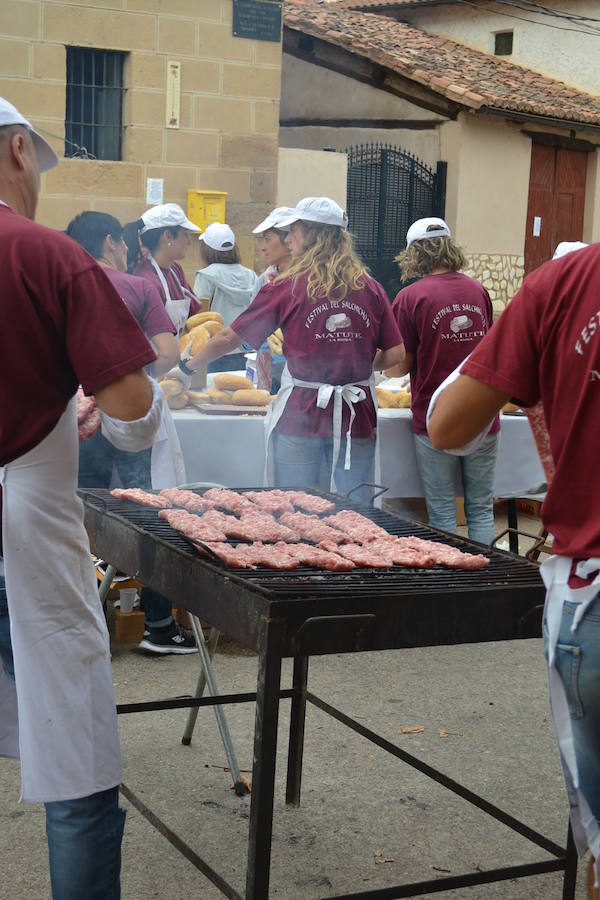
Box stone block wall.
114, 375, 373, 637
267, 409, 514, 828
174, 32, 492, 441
0, 0, 281, 276
463, 253, 525, 316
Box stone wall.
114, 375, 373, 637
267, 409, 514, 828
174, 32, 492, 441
463, 253, 525, 315
0, 0, 281, 275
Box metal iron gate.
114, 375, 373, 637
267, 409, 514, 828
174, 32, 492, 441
346, 143, 447, 300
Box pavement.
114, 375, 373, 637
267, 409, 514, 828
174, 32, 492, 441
1, 506, 590, 899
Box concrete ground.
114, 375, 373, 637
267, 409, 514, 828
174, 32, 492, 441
2, 504, 587, 900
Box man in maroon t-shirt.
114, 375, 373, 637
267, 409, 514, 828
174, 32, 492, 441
0, 97, 158, 899
389, 217, 499, 544
428, 245, 600, 897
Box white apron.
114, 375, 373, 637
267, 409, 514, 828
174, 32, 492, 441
0, 397, 122, 802
263, 364, 381, 496
149, 254, 191, 337
541, 554, 600, 880
150, 396, 187, 488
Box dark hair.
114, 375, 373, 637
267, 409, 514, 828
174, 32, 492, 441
65, 211, 122, 260
122, 220, 145, 273
199, 242, 241, 266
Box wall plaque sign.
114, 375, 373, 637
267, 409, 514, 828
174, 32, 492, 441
233, 0, 282, 43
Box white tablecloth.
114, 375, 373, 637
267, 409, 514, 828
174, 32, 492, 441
172, 409, 545, 498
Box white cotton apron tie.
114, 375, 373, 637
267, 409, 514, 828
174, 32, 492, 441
150, 395, 187, 489
263, 364, 380, 495
540, 554, 600, 878
149, 254, 191, 337
0, 397, 122, 802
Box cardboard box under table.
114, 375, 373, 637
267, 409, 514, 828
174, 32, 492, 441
81, 486, 577, 900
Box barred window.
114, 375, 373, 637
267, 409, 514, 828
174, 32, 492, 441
65, 47, 125, 160
494, 31, 513, 56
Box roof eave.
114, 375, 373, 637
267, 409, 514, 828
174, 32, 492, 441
481, 105, 600, 136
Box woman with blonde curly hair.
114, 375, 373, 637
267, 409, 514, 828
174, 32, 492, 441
389, 217, 499, 542
182, 197, 404, 500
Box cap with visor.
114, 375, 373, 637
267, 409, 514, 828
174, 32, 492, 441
199, 222, 236, 251
0, 97, 58, 173
141, 203, 199, 234
406, 217, 451, 248
552, 241, 588, 260
277, 197, 348, 230
252, 206, 296, 234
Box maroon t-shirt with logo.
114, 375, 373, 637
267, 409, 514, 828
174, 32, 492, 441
104, 268, 175, 339
392, 272, 499, 435
461, 245, 600, 559
0, 204, 156, 466
232, 274, 402, 438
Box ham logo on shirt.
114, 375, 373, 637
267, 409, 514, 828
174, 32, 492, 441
326, 313, 352, 332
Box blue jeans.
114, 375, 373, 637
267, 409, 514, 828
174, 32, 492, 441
79, 431, 152, 490
141, 586, 173, 628
273, 432, 376, 505
544, 593, 600, 827
45, 786, 126, 900
0, 574, 14, 682
207, 352, 248, 373
414, 432, 499, 544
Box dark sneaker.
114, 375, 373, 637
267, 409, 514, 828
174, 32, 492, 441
138, 621, 198, 655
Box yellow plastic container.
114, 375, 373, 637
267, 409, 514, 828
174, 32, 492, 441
187, 189, 227, 232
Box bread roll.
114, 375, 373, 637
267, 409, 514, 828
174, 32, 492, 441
213, 373, 254, 392
186, 311, 224, 330
376, 387, 395, 409
391, 390, 411, 409
187, 390, 210, 404
202, 320, 223, 338
232, 389, 271, 407
502, 402, 521, 414
160, 379, 184, 398
167, 393, 189, 409
206, 389, 233, 404
182, 326, 209, 355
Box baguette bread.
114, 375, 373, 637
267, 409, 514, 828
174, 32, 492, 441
160, 378, 185, 398
213, 373, 254, 392
232, 389, 271, 407
202, 320, 223, 338
186, 311, 224, 330
167, 393, 189, 409
206, 389, 234, 404
180, 326, 207, 355
186, 390, 209, 404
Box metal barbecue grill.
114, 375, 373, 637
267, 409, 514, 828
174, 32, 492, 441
81, 487, 577, 900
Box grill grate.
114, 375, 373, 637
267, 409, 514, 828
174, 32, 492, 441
81, 488, 542, 600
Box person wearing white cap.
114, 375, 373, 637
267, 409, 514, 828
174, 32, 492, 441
388, 217, 499, 543
123, 203, 202, 337
0, 97, 163, 897
193, 222, 259, 372
178, 196, 404, 501
427, 241, 600, 900
252, 206, 295, 290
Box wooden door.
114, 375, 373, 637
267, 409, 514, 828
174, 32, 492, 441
524, 144, 587, 274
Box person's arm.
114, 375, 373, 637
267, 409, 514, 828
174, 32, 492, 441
185, 327, 243, 371
150, 332, 180, 377
374, 344, 407, 372
384, 350, 414, 377
94, 369, 153, 421
428, 375, 508, 449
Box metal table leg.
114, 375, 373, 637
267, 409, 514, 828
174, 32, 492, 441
246, 617, 286, 900
97, 563, 118, 605
285, 655, 309, 807
186, 615, 248, 796
181, 622, 220, 745
507, 498, 520, 554
561, 823, 578, 900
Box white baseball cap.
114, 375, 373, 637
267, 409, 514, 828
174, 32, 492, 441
141, 203, 200, 234
552, 240, 588, 260
199, 222, 236, 251
406, 217, 451, 247
277, 197, 349, 229
252, 206, 296, 234
0, 97, 58, 173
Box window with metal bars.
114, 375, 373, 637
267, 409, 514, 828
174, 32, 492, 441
65, 47, 126, 160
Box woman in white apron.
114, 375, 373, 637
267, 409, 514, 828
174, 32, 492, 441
177, 197, 404, 504
124, 203, 202, 338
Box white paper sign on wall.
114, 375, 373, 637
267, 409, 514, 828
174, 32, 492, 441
533, 216, 542, 237
146, 178, 164, 206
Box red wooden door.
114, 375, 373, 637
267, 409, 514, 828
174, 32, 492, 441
524, 144, 587, 274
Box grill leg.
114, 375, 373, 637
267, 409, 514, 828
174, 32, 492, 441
246, 617, 285, 900
97, 563, 118, 605
561, 822, 578, 900
181, 622, 219, 745
507, 498, 519, 554
285, 655, 309, 807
